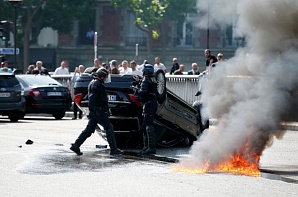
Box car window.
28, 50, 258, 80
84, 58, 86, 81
16, 76, 62, 87
0, 75, 20, 87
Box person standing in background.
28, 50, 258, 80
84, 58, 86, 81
128, 60, 142, 76
187, 63, 200, 75
170, 58, 180, 74
53, 60, 70, 75
119, 60, 132, 75
26, 65, 35, 74
211, 53, 224, 67
84, 58, 101, 73
204, 49, 217, 67
153, 57, 167, 73
173, 64, 185, 75
71, 65, 85, 120
33, 61, 49, 75
0, 61, 12, 73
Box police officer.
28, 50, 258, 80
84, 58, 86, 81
137, 64, 158, 155
70, 68, 123, 156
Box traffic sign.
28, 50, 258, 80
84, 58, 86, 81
0, 48, 19, 55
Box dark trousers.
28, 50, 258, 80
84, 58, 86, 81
141, 100, 158, 132
74, 109, 118, 151
73, 102, 82, 118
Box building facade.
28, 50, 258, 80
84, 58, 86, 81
31, 0, 242, 72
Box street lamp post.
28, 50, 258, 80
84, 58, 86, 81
206, 0, 210, 49
8, 0, 23, 70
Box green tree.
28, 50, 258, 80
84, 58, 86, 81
111, 0, 197, 59
0, 0, 95, 71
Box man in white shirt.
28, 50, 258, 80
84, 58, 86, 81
128, 60, 142, 76
153, 57, 167, 73
53, 60, 70, 75
71, 65, 85, 82
119, 60, 132, 75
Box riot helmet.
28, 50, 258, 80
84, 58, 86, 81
142, 64, 154, 76
94, 68, 111, 83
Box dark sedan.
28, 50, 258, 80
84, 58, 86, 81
0, 73, 26, 122
16, 75, 72, 119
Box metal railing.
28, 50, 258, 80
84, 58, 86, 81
165, 74, 200, 104
51, 74, 201, 105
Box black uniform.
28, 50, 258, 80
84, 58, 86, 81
170, 63, 180, 74
138, 75, 158, 155
206, 55, 217, 67
70, 77, 121, 155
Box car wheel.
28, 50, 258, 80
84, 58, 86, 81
8, 113, 21, 122
155, 69, 166, 104
19, 112, 25, 119
53, 111, 65, 120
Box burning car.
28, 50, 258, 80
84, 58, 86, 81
74, 70, 204, 148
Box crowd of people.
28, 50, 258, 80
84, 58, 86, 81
1, 48, 224, 76
1, 49, 224, 156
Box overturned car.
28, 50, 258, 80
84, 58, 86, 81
74, 70, 205, 148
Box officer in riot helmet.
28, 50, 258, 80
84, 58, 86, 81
137, 64, 158, 155
70, 68, 123, 156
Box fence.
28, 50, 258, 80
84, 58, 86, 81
51, 74, 202, 105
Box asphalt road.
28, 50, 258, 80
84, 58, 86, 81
0, 116, 297, 197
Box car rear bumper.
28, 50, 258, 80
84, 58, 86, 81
0, 99, 26, 114
25, 102, 71, 113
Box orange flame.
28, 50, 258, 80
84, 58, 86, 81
173, 153, 260, 177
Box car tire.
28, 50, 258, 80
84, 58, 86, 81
53, 111, 65, 120
8, 112, 21, 122
19, 112, 25, 119
155, 69, 166, 104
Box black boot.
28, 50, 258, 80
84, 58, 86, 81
78, 110, 83, 119
138, 133, 148, 154
195, 91, 202, 96
140, 126, 156, 155
70, 127, 92, 155
70, 143, 83, 155
106, 124, 123, 155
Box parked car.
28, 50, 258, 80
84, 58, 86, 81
74, 70, 204, 148
16, 75, 72, 119
0, 73, 26, 122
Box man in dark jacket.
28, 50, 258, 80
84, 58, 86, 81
187, 63, 200, 75
170, 58, 180, 74
84, 58, 101, 73
70, 68, 123, 156
32, 61, 49, 75
137, 64, 158, 155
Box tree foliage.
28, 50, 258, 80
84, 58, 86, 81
0, 0, 96, 70
0, 0, 95, 34
111, 0, 197, 36
112, 0, 167, 37
165, 0, 197, 23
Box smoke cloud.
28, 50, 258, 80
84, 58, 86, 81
180, 0, 298, 168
